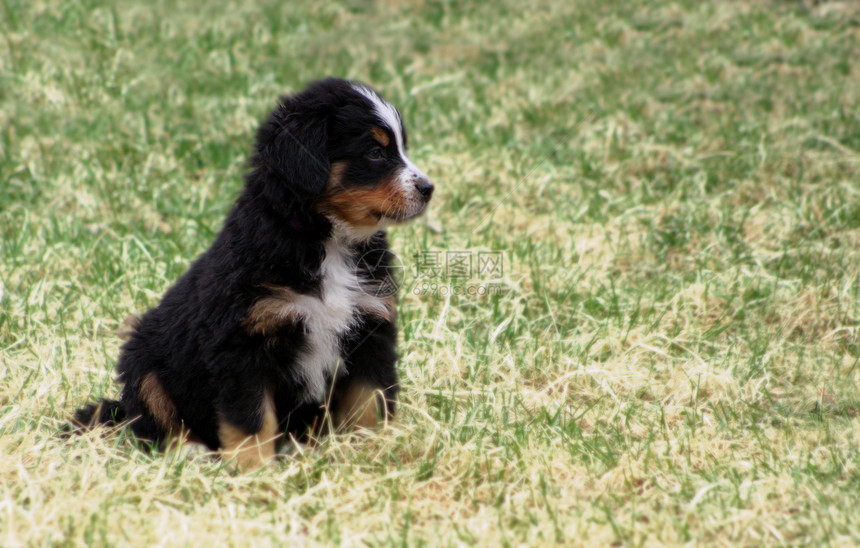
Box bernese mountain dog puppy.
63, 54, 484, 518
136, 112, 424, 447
72, 78, 434, 468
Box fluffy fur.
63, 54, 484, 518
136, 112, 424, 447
72, 78, 434, 467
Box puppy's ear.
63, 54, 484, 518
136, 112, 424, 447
256, 100, 330, 197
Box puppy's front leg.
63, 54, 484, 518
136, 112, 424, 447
333, 380, 391, 430
217, 387, 279, 469
334, 316, 400, 431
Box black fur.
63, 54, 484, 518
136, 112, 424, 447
71, 78, 433, 457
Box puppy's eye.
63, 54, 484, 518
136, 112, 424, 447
366, 148, 384, 160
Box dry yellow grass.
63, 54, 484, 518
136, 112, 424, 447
2, 0, 860, 545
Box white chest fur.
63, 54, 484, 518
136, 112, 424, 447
288, 238, 392, 403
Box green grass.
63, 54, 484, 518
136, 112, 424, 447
2, 0, 860, 545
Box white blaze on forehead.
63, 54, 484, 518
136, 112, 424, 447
351, 83, 404, 149
351, 83, 429, 184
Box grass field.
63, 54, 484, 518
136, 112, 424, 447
2, 0, 860, 545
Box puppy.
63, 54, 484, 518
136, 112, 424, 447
73, 78, 434, 467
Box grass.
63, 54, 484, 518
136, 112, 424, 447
2, 0, 860, 545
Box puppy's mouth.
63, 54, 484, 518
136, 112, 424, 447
375, 178, 434, 223
374, 203, 428, 223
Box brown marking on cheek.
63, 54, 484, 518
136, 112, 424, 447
139, 372, 179, 431
370, 127, 390, 147
218, 392, 279, 469
319, 177, 407, 226
244, 286, 303, 336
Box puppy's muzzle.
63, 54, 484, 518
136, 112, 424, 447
414, 179, 434, 201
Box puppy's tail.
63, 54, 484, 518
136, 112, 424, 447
67, 399, 127, 434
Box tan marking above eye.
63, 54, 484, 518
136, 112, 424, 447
370, 127, 390, 148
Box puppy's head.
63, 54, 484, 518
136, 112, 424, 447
254, 78, 433, 238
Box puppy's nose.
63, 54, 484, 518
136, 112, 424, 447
415, 180, 434, 200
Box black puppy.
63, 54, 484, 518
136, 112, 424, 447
73, 78, 434, 467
